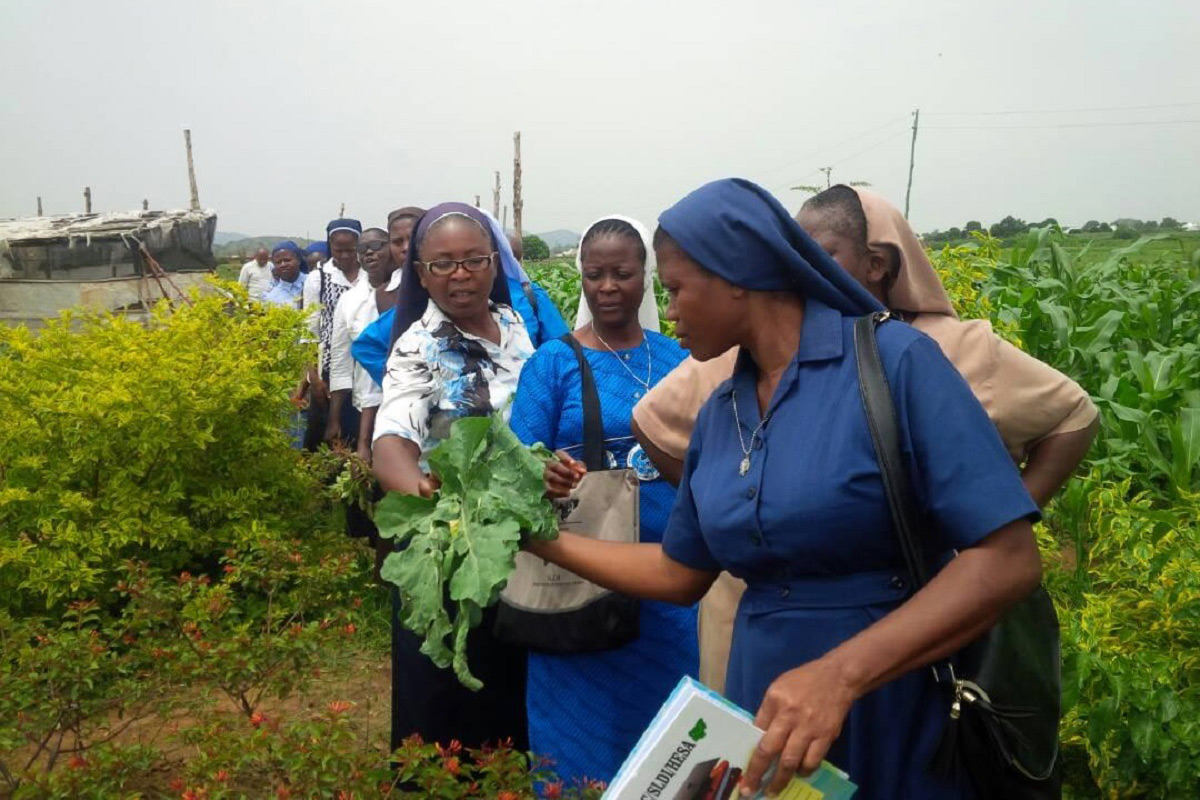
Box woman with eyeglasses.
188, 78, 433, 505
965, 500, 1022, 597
372, 202, 533, 752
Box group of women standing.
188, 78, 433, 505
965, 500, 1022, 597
279, 179, 1095, 800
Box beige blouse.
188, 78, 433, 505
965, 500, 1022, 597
632, 316, 1096, 465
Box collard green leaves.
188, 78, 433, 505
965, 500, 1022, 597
376, 414, 557, 690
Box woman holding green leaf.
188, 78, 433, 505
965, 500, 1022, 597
372, 202, 534, 752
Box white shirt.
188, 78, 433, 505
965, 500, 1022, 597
238, 259, 275, 300
328, 270, 403, 410
373, 301, 534, 466
302, 261, 364, 374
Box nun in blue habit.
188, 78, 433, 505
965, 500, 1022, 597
528, 179, 1043, 799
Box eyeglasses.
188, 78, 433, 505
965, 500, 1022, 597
417, 253, 496, 277
358, 240, 388, 254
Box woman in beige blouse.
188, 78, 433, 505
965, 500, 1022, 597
632, 185, 1098, 693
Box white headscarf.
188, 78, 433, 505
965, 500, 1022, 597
573, 214, 661, 333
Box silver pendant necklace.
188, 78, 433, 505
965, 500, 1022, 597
593, 328, 653, 393
731, 389, 771, 476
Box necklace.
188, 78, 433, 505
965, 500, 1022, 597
593, 328, 653, 393
731, 389, 771, 477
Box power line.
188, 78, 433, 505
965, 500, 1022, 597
926, 101, 1200, 117
754, 114, 911, 180
925, 119, 1200, 130
774, 129, 911, 191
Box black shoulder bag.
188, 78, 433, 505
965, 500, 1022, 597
854, 312, 1062, 800
493, 334, 641, 652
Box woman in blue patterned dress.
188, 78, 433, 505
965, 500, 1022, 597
509, 216, 698, 785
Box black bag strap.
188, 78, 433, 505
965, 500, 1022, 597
560, 334, 607, 471
521, 282, 540, 315
853, 312, 931, 589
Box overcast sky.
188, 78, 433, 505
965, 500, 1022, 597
2, 0, 1197, 238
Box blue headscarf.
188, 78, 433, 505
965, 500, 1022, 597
477, 209, 532, 285
325, 219, 362, 266
304, 241, 330, 260
270, 240, 306, 268
657, 178, 882, 316
389, 203, 515, 347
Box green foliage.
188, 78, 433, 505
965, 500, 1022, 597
959, 227, 1200, 796
990, 214, 1030, 238
984, 228, 1200, 497
0, 285, 378, 794
1038, 484, 1200, 797
528, 260, 581, 325
375, 414, 557, 690
522, 234, 551, 261
0, 288, 320, 613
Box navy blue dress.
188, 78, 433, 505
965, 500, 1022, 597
510, 332, 699, 785
662, 299, 1039, 800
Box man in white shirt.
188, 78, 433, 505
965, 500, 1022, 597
237, 248, 274, 300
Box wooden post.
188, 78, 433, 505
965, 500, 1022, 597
904, 108, 920, 219
512, 131, 523, 244
84, 186, 92, 214
37, 196, 43, 216
492, 171, 501, 219
184, 129, 201, 211
142, 199, 149, 211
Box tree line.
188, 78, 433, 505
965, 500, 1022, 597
924, 216, 1187, 244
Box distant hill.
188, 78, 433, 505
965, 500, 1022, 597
536, 229, 580, 252
214, 236, 313, 260
213, 231, 250, 246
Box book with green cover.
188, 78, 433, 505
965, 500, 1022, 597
604, 676, 857, 800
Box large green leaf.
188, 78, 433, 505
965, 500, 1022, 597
375, 413, 557, 690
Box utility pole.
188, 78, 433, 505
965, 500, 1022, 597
492, 171, 501, 219
184, 129, 201, 211
502, 205, 508, 230
474, 195, 481, 208
142, 199, 149, 211
820, 167, 832, 189
339, 202, 345, 217
37, 197, 43, 216
512, 131, 523, 244
84, 187, 92, 214
904, 108, 920, 219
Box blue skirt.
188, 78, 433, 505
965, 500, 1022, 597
725, 571, 973, 800
527, 598, 698, 785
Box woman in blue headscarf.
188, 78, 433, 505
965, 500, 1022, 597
529, 179, 1043, 799
262, 241, 307, 308
371, 202, 534, 753
303, 241, 329, 273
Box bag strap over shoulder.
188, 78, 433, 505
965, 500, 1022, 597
521, 282, 540, 315
560, 334, 607, 472
853, 312, 931, 589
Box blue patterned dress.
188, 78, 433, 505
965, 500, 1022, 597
510, 331, 699, 785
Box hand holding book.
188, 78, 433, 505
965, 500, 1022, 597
741, 657, 858, 797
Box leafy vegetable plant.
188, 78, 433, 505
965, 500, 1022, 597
375, 414, 558, 689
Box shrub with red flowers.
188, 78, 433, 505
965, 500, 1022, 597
0, 293, 608, 798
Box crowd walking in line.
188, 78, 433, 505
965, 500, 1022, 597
247, 179, 1094, 800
